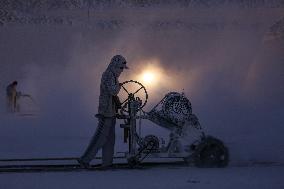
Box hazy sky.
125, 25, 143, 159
0, 6, 283, 161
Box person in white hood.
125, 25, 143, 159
79, 55, 128, 168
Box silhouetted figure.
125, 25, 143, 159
6, 81, 19, 113
78, 55, 128, 169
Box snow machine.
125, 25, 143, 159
117, 80, 229, 168
0, 80, 229, 172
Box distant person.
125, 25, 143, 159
78, 55, 128, 169
6, 81, 19, 112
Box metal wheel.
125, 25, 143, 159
119, 80, 148, 112
141, 135, 160, 153
193, 136, 229, 168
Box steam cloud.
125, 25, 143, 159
0, 7, 283, 161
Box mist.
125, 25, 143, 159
0, 6, 283, 162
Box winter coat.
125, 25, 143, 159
98, 62, 121, 117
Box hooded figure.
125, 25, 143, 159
79, 55, 128, 168
6, 81, 18, 112
98, 55, 128, 117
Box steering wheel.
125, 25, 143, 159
118, 80, 148, 113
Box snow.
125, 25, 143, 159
0, 165, 284, 189
0, 2, 284, 188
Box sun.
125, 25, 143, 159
134, 59, 164, 88
142, 71, 155, 83
139, 69, 161, 87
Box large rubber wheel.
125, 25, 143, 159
193, 136, 229, 168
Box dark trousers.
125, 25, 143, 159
81, 117, 116, 166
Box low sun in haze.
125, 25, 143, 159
133, 59, 167, 89
138, 64, 162, 87
142, 71, 155, 84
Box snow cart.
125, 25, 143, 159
116, 80, 229, 168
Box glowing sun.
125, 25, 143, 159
139, 68, 162, 87
134, 59, 165, 88
142, 71, 155, 83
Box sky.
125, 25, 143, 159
0, 3, 283, 163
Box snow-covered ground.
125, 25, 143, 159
0, 165, 284, 189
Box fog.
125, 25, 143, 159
0, 6, 283, 162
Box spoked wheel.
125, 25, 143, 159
193, 136, 229, 168
118, 80, 148, 113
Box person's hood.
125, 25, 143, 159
107, 55, 128, 77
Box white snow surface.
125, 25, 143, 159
0, 165, 284, 189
